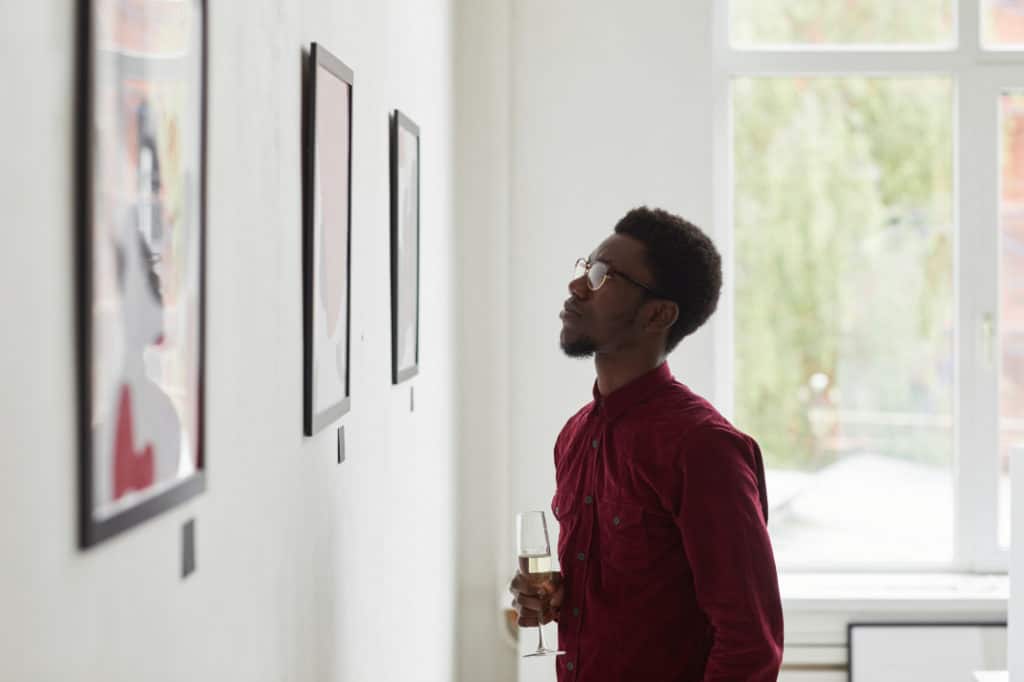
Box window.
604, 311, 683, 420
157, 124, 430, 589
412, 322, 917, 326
984, 0, 1024, 48
731, 0, 954, 48
715, 1, 1024, 572
733, 77, 955, 566
999, 90, 1024, 548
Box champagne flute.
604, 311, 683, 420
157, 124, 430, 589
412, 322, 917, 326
516, 510, 565, 657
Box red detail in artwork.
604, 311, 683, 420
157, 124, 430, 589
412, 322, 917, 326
114, 385, 155, 499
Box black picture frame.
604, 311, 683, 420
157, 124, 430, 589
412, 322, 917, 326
77, 0, 208, 548
303, 43, 354, 436
847, 621, 1007, 681
390, 110, 421, 384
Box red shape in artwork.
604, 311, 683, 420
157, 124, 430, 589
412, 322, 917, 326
114, 384, 155, 499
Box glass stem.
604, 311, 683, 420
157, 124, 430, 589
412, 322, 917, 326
536, 621, 547, 653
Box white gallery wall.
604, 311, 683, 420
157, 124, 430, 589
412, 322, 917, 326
452, 1, 719, 681
506, 3, 718, 679
0, 1, 455, 681
453, 0, 517, 680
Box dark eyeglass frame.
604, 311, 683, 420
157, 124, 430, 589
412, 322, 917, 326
574, 257, 669, 300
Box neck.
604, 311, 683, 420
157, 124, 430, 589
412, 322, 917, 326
594, 348, 666, 396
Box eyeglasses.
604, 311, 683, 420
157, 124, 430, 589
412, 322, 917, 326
573, 258, 667, 299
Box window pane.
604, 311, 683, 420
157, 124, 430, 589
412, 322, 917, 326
999, 91, 1024, 549
733, 78, 955, 567
730, 0, 954, 47
983, 0, 1024, 48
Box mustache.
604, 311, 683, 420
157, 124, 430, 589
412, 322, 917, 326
563, 298, 583, 316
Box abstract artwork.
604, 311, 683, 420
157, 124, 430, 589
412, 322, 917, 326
390, 110, 420, 384
304, 43, 353, 435
78, 0, 207, 547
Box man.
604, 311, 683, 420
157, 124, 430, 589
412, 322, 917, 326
510, 207, 783, 681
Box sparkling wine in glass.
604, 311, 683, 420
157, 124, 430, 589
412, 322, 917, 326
516, 510, 565, 658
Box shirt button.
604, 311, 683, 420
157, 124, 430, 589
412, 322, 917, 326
591, 439, 599, 449
613, 516, 620, 526
572, 607, 580, 617
584, 495, 593, 504
567, 662, 575, 671
577, 552, 585, 561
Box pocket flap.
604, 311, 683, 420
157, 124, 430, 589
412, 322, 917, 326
551, 489, 576, 522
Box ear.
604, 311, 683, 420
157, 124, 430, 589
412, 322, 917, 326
643, 300, 678, 333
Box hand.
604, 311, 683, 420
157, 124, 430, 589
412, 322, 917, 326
509, 571, 564, 627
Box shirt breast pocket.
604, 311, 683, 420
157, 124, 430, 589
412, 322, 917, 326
597, 500, 650, 573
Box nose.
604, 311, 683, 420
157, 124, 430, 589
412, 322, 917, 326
568, 272, 590, 299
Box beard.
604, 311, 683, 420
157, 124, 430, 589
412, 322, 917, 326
559, 299, 645, 359
560, 334, 597, 358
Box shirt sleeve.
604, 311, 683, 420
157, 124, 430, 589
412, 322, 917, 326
675, 426, 784, 681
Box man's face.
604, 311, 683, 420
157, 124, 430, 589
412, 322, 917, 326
559, 234, 660, 358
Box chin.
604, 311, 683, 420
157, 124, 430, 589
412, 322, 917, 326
560, 332, 596, 358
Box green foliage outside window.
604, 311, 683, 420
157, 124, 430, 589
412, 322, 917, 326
733, 77, 954, 470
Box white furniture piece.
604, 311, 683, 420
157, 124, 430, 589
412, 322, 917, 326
1011, 445, 1024, 680
778, 572, 1008, 682
848, 623, 1006, 682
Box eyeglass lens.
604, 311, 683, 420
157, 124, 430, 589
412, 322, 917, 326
574, 259, 608, 290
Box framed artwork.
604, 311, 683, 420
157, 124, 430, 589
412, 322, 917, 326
77, 0, 208, 548
390, 110, 420, 384
303, 43, 353, 436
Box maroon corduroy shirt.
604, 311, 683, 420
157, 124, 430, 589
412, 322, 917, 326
551, 362, 783, 681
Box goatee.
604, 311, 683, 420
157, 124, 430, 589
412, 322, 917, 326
560, 337, 596, 358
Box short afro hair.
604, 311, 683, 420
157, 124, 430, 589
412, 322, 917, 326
614, 207, 721, 353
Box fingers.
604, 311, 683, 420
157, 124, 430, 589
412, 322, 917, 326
512, 599, 543, 627
510, 576, 554, 626
509, 573, 545, 610
511, 593, 560, 626
540, 573, 563, 623
509, 571, 565, 626
511, 590, 547, 623
524, 606, 557, 622
508, 572, 543, 598
537, 572, 564, 611
512, 603, 556, 626
518, 592, 547, 611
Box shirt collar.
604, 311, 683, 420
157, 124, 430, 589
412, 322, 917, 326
592, 361, 675, 422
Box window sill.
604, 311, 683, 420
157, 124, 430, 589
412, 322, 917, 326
780, 571, 1008, 613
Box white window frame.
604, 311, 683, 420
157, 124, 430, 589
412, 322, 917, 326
712, 0, 1022, 574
